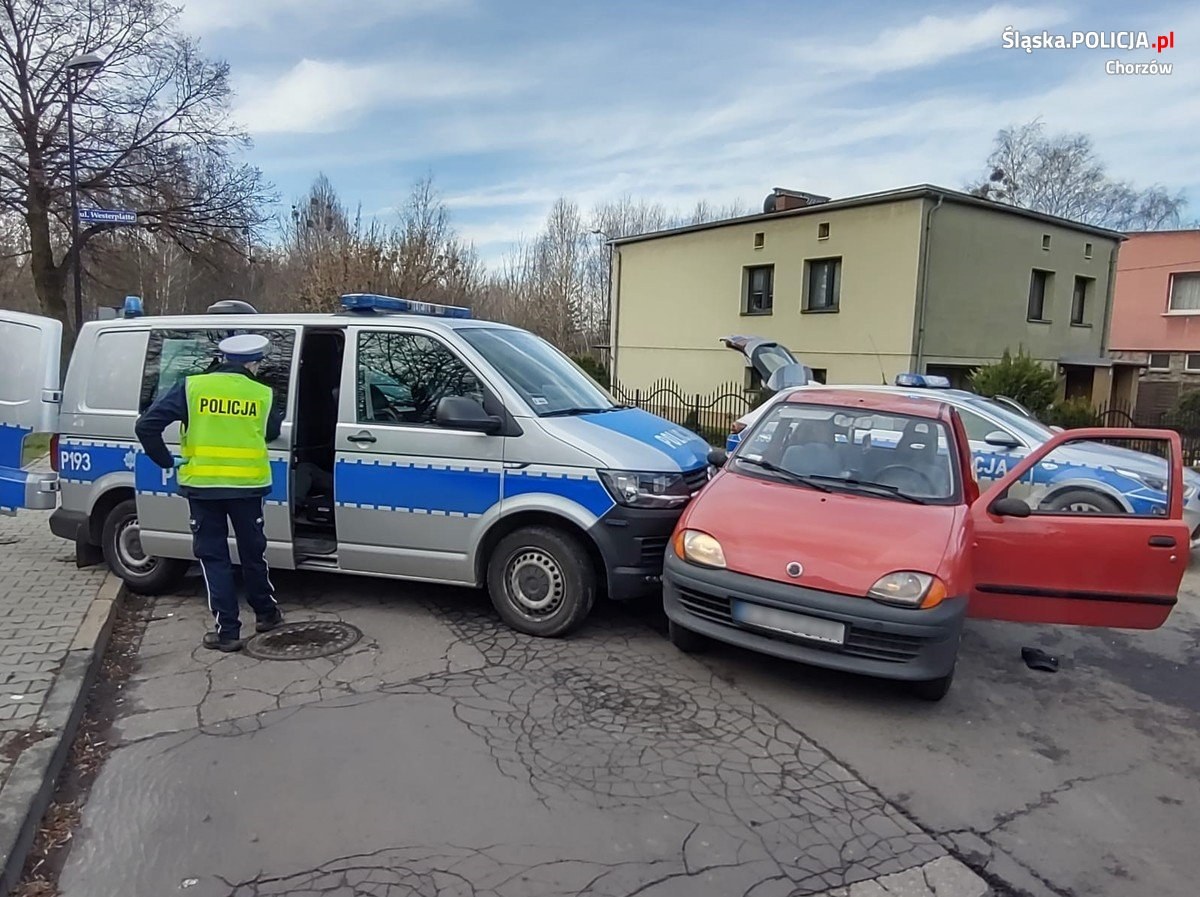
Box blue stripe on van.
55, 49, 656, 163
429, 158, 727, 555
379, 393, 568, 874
335, 458, 502, 516
577, 408, 710, 471
58, 440, 136, 483
504, 469, 614, 518
0, 424, 33, 511
135, 452, 289, 505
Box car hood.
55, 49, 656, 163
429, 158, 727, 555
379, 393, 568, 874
542, 408, 711, 472
682, 469, 964, 595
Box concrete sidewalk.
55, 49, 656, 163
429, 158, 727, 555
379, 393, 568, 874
0, 506, 116, 893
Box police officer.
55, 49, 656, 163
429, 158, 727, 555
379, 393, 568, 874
135, 334, 285, 652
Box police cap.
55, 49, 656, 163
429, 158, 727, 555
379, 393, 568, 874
219, 333, 270, 362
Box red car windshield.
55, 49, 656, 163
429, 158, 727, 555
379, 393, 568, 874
736, 403, 961, 503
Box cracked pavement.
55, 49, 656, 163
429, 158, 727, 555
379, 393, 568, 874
697, 565, 1200, 897
53, 570, 992, 897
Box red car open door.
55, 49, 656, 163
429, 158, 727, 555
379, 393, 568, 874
967, 427, 1187, 630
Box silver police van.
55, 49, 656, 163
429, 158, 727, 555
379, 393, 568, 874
0, 294, 711, 636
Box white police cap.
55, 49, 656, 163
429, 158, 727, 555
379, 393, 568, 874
219, 333, 270, 361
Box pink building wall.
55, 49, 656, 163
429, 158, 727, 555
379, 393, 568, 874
1110, 231, 1200, 351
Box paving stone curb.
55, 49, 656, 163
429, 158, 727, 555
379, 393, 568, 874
0, 572, 121, 894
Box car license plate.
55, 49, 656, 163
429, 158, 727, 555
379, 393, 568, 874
732, 601, 846, 645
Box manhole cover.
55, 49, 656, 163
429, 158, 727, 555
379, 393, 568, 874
244, 621, 362, 661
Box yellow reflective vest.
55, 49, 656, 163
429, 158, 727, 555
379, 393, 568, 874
178, 373, 273, 490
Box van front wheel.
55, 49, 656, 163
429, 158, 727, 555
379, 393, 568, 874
101, 499, 188, 595
486, 526, 595, 637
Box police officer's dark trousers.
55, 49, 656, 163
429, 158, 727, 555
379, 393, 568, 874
188, 496, 277, 639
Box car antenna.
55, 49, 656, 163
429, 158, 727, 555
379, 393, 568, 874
866, 332, 888, 385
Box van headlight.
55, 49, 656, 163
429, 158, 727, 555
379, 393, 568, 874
868, 572, 947, 609
673, 529, 726, 568
599, 470, 692, 508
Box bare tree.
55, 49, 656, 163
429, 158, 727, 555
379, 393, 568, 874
0, 0, 272, 348
968, 119, 1187, 231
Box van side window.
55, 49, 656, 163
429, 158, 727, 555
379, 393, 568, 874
139, 329, 296, 412
86, 330, 149, 412
356, 331, 483, 426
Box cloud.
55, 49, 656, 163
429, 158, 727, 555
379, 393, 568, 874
233, 58, 520, 134
179, 0, 469, 35
798, 4, 1070, 76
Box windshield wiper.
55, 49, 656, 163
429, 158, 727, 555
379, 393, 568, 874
736, 457, 831, 492
808, 475, 927, 504
540, 406, 611, 417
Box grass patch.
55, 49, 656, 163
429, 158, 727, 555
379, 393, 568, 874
21, 433, 51, 466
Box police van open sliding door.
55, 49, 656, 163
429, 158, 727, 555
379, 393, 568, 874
134, 326, 300, 569
332, 326, 506, 583
0, 311, 62, 514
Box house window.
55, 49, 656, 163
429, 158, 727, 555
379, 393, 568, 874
1148, 352, 1171, 371
817, 222, 830, 240
809, 367, 827, 384
1186, 354, 1200, 373
1027, 269, 1052, 322
803, 257, 841, 312
1168, 272, 1200, 312
743, 265, 774, 315
1071, 276, 1093, 326
753, 232, 765, 249
1084, 242, 1094, 259
1041, 234, 1052, 251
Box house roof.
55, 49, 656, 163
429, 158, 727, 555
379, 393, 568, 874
609, 184, 1127, 247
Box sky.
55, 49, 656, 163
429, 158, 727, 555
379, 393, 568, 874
178, 0, 1199, 265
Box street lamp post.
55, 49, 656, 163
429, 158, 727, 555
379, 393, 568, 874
65, 52, 103, 334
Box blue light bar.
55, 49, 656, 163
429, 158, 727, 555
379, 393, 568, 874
340, 293, 472, 319
895, 373, 951, 389
122, 295, 144, 318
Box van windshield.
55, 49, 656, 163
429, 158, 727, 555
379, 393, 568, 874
459, 328, 616, 417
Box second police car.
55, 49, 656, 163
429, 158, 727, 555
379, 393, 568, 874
0, 295, 712, 638
726, 370, 1200, 545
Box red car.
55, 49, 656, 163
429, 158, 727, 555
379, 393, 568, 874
663, 389, 1188, 700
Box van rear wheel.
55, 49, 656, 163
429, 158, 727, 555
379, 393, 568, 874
101, 499, 188, 595
486, 526, 595, 637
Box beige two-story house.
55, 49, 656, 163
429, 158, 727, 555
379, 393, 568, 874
608, 185, 1135, 407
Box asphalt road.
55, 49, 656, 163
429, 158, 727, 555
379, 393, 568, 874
50, 562, 1200, 897
690, 562, 1200, 897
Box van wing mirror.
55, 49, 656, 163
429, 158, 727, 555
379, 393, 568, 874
435, 396, 501, 434
707, 447, 728, 467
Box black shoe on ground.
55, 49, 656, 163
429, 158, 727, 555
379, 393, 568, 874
256, 609, 285, 633
202, 632, 243, 652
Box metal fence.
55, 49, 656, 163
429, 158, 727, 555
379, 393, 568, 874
611, 381, 1200, 463
1089, 401, 1200, 465
611, 378, 761, 446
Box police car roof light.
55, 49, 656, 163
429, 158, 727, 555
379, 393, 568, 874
122, 295, 144, 318
894, 373, 951, 389
340, 293, 472, 319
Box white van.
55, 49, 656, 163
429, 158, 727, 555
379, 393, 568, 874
0, 294, 712, 636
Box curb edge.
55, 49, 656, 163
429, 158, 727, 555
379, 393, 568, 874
0, 572, 122, 895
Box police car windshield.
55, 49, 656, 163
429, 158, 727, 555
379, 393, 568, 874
459, 328, 616, 416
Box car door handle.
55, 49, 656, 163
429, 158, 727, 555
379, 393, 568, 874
1148, 535, 1176, 548
347, 431, 376, 445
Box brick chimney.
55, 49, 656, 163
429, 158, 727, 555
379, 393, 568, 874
763, 187, 832, 213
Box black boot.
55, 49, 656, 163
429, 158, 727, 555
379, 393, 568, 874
202, 632, 243, 652
256, 609, 285, 633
